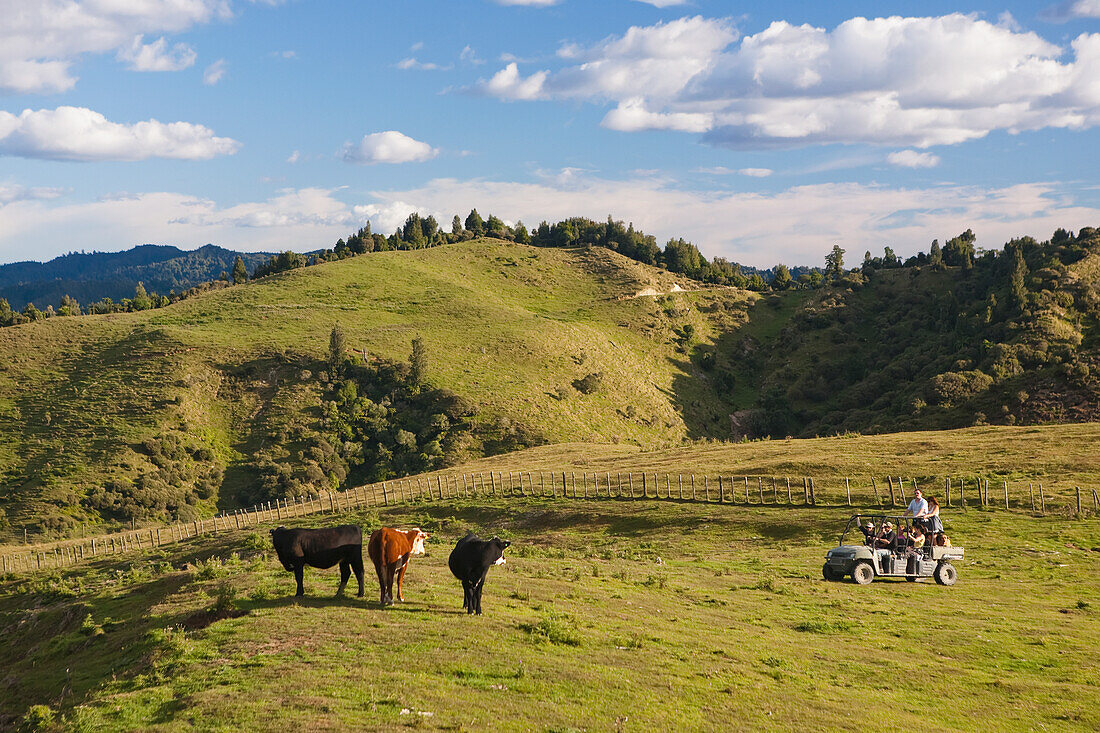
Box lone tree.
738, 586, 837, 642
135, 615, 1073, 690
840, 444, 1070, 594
409, 336, 428, 388
231, 255, 249, 284
772, 264, 792, 290
329, 324, 346, 369
825, 244, 845, 280
465, 209, 485, 236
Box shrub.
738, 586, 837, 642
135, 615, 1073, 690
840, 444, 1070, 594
572, 372, 604, 395
929, 370, 994, 406
21, 705, 55, 732
520, 611, 582, 646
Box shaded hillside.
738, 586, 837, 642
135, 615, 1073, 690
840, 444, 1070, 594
717, 227, 1100, 437
0, 244, 271, 310
0, 241, 751, 538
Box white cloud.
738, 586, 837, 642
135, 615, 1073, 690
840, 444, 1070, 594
3, 175, 1099, 267
342, 131, 438, 165
396, 57, 452, 71
117, 35, 196, 71
0, 107, 241, 162
737, 168, 773, 177
286, 150, 300, 164
633, 0, 691, 6
481, 13, 1100, 149
0, 183, 64, 206
0, 0, 234, 93
360, 173, 1100, 267
1042, 1, 1100, 21
888, 150, 940, 168
203, 58, 227, 85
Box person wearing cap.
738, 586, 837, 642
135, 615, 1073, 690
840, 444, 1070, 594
856, 519, 876, 545
873, 521, 898, 567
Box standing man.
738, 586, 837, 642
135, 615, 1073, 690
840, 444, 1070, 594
905, 488, 928, 530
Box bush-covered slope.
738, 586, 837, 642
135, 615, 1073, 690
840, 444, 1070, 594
0, 241, 751, 538
719, 228, 1100, 437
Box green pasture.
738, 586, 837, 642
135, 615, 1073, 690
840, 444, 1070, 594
2, 498, 1097, 731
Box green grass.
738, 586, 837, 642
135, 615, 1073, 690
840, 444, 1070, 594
2, 499, 1097, 730
0, 241, 755, 537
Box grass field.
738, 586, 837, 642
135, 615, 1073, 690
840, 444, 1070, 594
2, 496, 1097, 731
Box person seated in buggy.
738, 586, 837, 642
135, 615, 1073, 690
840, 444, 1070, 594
873, 521, 898, 565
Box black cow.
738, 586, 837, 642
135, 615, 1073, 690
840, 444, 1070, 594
269, 525, 365, 598
448, 533, 510, 615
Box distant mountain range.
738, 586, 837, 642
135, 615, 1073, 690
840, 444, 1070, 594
0, 244, 273, 310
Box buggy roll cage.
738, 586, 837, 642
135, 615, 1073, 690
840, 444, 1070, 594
840, 514, 923, 548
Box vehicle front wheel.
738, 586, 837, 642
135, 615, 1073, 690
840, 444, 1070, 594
822, 563, 843, 581
851, 561, 874, 585
934, 562, 957, 586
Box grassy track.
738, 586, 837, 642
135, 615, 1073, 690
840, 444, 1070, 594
2, 498, 1097, 731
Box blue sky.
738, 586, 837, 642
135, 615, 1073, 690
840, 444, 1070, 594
2, 0, 1100, 268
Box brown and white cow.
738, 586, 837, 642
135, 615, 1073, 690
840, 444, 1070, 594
367, 527, 429, 606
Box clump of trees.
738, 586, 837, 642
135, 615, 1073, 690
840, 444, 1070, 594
245, 334, 542, 503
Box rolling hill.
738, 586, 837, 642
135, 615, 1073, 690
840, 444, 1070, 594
2, 232, 1099, 541
0, 244, 272, 311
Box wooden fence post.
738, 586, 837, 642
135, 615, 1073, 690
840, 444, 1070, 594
786, 477, 792, 504
744, 476, 750, 503
845, 478, 851, 506
1076, 486, 1082, 516
887, 477, 895, 507
946, 477, 952, 507
628, 473, 635, 498
772, 477, 778, 504
758, 477, 764, 504
1003, 481, 1009, 510
1093, 488, 1100, 512
717, 475, 723, 503
803, 477, 809, 505
1038, 483, 1046, 514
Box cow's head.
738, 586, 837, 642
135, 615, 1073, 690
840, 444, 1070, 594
269, 526, 294, 570
408, 528, 430, 555
490, 537, 510, 566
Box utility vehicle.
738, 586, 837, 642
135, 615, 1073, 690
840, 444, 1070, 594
823, 514, 964, 585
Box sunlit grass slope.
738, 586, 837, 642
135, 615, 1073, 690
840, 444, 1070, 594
0, 241, 754, 535
1, 500, 1097, 730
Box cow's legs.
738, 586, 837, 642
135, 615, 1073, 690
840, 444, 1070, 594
461, 579, 472, 612
337, 559, 351, 596
351, 551, 365, 597
383, 564, 395, 605
396, 559, 409, 602
374, 560, 388, 605
474, 570, 490, 615
293, 564, 305, 597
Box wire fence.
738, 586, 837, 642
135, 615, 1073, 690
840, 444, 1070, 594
2, 470, 1096, 575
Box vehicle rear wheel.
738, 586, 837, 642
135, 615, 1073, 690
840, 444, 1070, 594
934, 562, 957, 586
822, 563, 843, 581
851, 561, 874, 585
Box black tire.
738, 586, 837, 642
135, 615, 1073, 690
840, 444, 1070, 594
851, 561, 874, 585
934, 562, 957, 586
822, 563, 843, 582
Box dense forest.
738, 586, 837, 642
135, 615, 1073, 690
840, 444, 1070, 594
0, 245, 270, 321
725, 226, 1100, 438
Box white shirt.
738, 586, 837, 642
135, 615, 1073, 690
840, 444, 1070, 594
907, 497, 928, 517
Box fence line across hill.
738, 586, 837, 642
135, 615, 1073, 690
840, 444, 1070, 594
1, 472, 1097, 575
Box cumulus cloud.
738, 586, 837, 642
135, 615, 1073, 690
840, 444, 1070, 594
888, 150, 940, 168
396, 58, 453, 71
341, 131, 439, 165
0, 107, 241, 162
117, 35, 196, 71
479, 13, 1100, 149
0, 0, 235, 93
0, 183, 64, 206
204, 59, 227, 85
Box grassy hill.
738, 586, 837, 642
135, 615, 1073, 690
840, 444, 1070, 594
0, 241, 756, 538
1, 496, 1097, 730
3, 233, 1100, 541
